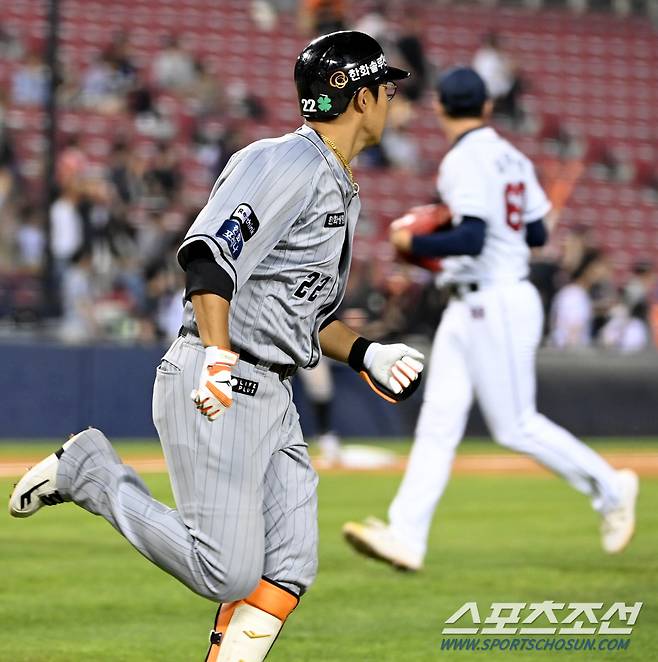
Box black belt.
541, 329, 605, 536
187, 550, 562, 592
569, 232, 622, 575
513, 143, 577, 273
178, 326, 297, 381
447, 282, 479, 299
447, 278, 528, 299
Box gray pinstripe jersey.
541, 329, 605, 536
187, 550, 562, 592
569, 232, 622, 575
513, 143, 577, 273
178, 124, 360, 367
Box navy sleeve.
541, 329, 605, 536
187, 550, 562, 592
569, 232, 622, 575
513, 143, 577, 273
410, 216, 486, 257
525, 219, 548, 247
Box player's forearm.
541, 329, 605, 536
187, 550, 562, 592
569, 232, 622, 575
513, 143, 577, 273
319, 319, 360, 363
191, 292, 231, 349
411, 217, 486, 257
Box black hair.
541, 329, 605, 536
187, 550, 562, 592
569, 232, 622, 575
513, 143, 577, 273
70, 246, 92, 265
630, 301, 648, 321
366, 84, 381, 101
632, 260, 653, 276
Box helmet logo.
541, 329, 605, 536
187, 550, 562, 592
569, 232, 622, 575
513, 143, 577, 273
329, 71, 348, 89
317, 95, 332, 112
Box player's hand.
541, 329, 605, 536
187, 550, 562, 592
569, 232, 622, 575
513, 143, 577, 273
361, 342, 425, 403
389, 226, 413, 253
190, 346, 238, 421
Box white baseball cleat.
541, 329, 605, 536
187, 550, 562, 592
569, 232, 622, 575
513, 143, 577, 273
342, 517, 423, 571
8, 433, 80, 518
600, 469, 639, 554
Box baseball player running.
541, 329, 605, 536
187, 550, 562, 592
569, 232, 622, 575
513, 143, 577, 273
10, 32, 424, 661
343, 67, 638, 572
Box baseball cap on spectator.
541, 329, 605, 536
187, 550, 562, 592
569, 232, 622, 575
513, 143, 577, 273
437, 66, 488, 117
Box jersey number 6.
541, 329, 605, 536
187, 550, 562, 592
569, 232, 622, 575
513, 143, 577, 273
504, 182, 525, 231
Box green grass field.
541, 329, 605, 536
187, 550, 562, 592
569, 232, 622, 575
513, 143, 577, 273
2, 440, 656, 661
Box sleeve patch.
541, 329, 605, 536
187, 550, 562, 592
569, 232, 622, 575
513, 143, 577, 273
215, 204, 260, 259
232, 203, 260, 240
216, 219, 244, 259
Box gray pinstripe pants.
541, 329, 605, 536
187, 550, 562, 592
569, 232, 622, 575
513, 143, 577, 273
57, 334, 318, 602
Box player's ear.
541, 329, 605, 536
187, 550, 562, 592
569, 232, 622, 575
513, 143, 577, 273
482, 99, 494, 120
353, 87, 369, 114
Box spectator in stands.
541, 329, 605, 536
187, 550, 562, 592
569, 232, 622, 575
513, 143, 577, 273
144, 142, 181, 202
50, 182, 85, 275
107, 140, 145, 205
299, 0, 347, 35
135, 208, 177, 269
600, 298, 651, 354
15, 204, 45, 272
0, 23, 23, 60
354, 2, 393, 46
550, 249, 607, 349
380, 99, 421, 172
560, 224, 595, 279
396, 15, 430, 103
472, 32, 522, 124
130, 84, 175, 139
81, 53, 125, 113
250, 0, 279, 31
624, 260, 655, 310
0, 127, 18, 207
0, 86, 7, 135
11, 51, 47, 106
104, 31, 138, 86
58, 247, 99, 343
225, 81, 266, 121
189, 58, 226, 116
356, 266, 427, 342
140, 261, 184, 342
127, 79, 156, 117
56, 136, 89, 189
152, 34, 197, 91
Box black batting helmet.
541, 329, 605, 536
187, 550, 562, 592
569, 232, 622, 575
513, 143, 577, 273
294, 31, 410, 121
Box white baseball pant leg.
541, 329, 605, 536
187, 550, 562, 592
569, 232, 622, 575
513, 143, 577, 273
389, 280, 621, 559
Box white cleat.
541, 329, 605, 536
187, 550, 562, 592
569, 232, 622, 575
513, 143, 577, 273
342, 517, 423, 571
601, 469, 639, 554
9, 433, 80, 518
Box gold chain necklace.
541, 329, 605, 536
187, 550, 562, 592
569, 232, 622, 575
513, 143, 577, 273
319, 133, 359, 194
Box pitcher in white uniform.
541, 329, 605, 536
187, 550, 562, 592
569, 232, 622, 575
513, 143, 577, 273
343, 67, 639, 571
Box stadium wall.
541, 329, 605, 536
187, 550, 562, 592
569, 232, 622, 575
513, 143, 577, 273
0, 345, 656, 439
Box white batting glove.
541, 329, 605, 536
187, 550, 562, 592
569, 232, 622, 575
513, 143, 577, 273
190, 346, 238, 421
363, 343, 425, 400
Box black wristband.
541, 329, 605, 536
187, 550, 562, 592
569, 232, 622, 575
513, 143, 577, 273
348, 336, 372, 373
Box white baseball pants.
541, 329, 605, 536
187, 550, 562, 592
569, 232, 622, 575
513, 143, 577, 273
388, 280, 621, 558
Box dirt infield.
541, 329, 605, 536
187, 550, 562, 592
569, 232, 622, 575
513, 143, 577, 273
2, 451, 658, 478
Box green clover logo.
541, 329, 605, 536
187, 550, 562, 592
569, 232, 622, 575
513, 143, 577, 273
317, 95, 332, 112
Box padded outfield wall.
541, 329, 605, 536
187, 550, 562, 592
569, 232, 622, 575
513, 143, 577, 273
0, 344, 655, 439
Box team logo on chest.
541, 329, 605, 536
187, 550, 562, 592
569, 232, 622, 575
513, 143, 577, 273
324, 212, 346, 228
216, 203, 260, 259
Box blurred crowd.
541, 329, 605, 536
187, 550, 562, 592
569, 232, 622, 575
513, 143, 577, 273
338, 231, 658, 355
0, 1, 656, 353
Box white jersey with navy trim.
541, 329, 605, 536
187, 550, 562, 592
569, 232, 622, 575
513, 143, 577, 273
178, 124, 360, 367
387, 126, 620, 562
436, 126, 551, 285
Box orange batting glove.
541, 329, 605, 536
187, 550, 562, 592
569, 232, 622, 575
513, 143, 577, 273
190, 346, 238, 421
